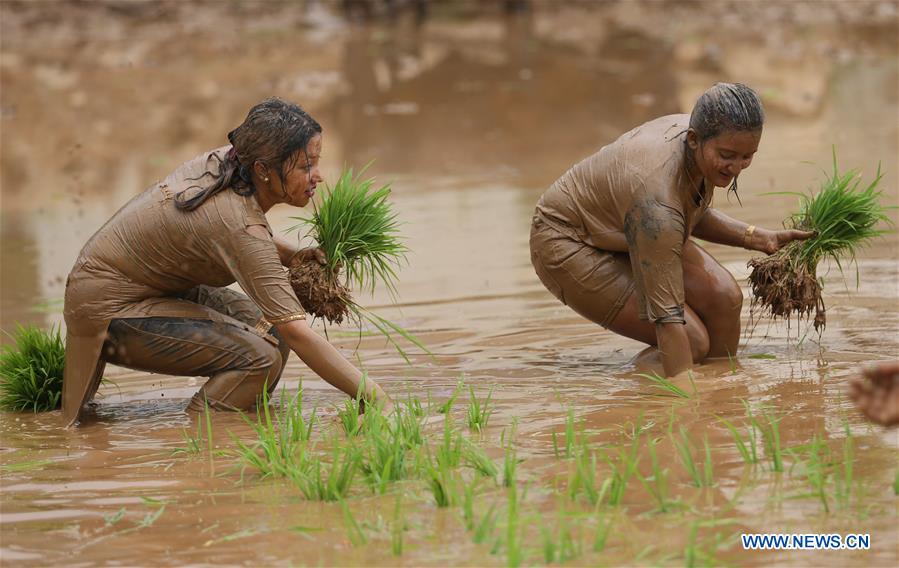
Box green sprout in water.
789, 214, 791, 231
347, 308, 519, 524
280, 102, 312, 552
0, 325, 66, 412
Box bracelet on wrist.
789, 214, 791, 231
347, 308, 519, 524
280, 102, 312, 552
742, 225, 756, 249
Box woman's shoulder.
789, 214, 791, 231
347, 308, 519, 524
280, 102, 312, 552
615, 114, 690, 148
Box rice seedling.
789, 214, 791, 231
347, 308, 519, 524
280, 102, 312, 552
540, 501, 583, 564
504, 484, 523, 568
466, 385, 495, 433
746, 405, 784, 472
893, 470, 899, 496
831, 421, 855, 510
552, 408, 579, 458
0, 325, 65, 412
462, 439, 498, 478
337, 382, 365, 437
462, 477, 478, 530
671, 427, 715, 487
436, 411, 464, 469
0, 458, 54, 474
231, 387, 315, 479
287, 166, 429, 361
339, 498, 368, 546
718, 416, 759, 465
437, 379, 464, 414
360, 410, 408, 494
748, 151, 892, 333
747, 353, 777, 360
288, 442, 361, 501
592, 509, 612, 552
600, 431, 642, 506
789, 434, 831, 512
501, 426, 521, 487
424, 460, 459, 508
472, 504, 499, 545
637, 371, 692, 399
567, 448, 603, 505
637, 436, 679, 513
391, 494, 404, 556
104, 508, 126, 527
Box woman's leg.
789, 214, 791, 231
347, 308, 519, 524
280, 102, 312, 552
606, 239, 741, 362
104, 316, 284, 411
178, 285, 291, 387
681, 240, 743, 358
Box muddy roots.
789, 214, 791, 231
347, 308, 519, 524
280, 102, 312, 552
747, 253, 826, 332
289, 259, 352, 325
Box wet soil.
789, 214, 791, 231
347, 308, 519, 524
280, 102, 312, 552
1, 1, 898, 566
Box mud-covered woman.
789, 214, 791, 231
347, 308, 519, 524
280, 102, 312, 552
62, 98, 390, 426
530, 83, 813, 379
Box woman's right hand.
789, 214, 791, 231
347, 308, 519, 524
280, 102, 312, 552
289, 247, 328, 268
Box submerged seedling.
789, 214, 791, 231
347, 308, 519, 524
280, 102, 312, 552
467, 385, 495, 432
671, 427, 715, 487
638, 371, 692, 399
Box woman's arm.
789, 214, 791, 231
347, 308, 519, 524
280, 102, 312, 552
276, 318, 392, 410
693, 208, 813, 254
656, 322, 693, 377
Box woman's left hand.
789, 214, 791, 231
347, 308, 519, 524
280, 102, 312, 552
756, 228, 815, 255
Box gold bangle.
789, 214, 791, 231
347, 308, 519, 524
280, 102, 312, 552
743, 225, 756, 249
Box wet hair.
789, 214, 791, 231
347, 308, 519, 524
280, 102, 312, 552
175, 97, 323, 211
688, 82, 764, 199
689, 82, 764, 141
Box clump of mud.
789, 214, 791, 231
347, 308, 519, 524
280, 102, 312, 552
289, 259, 352, 324
747, 249, 826, 332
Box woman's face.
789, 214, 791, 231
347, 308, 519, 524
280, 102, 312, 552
272, 134, 323, 207
689, 129, 762, 188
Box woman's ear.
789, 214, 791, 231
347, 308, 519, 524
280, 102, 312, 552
686, 128, 700, 151
253, 160, 270, 182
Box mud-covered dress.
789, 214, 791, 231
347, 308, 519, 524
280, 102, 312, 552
530, 114, 712, 328
62, 147, 306, 426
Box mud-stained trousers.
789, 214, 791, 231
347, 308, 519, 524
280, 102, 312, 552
101, 286, 291, 412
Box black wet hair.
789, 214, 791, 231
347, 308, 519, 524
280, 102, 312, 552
176, 97, 323, 211
689, 82, 764, 142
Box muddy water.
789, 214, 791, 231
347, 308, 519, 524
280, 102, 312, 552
1, 2, 898, 566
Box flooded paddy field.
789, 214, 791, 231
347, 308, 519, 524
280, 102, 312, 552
1, 1, 897, 565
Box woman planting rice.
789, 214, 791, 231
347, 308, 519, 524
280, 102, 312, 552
62, 97, 390, 426
530, 83, 813, 378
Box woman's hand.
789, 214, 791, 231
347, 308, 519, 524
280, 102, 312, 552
754, 228, 815, 255
289, 246, 328, 269
849, 360, 899, 427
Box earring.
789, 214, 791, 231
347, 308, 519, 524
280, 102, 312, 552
264, 177, 269, 182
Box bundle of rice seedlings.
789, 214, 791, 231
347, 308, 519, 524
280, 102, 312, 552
0, 325, 65, 412
289, 166, 426, 360
748, 151, 892, 333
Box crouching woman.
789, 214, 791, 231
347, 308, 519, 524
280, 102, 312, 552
530, 83, 812, 378
62, 97, 389, 426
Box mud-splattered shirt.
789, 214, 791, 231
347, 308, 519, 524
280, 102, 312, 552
535, 114, 712, 324
62, 147, 304, 425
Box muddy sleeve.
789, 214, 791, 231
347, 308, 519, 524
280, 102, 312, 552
624, 200, 687, 324
218, 226, 306, 325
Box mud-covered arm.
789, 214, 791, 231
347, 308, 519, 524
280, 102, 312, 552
625, 200, 693, 377
276, 318, 392, 409
693, 208, 813, 254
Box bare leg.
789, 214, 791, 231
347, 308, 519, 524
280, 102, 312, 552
682, 240, 743, 358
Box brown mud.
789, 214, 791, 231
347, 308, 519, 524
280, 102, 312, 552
289, 259, 352, 324
2, 1, 898, 566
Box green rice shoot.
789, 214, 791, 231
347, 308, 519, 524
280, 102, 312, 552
748, 150, 893, 332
